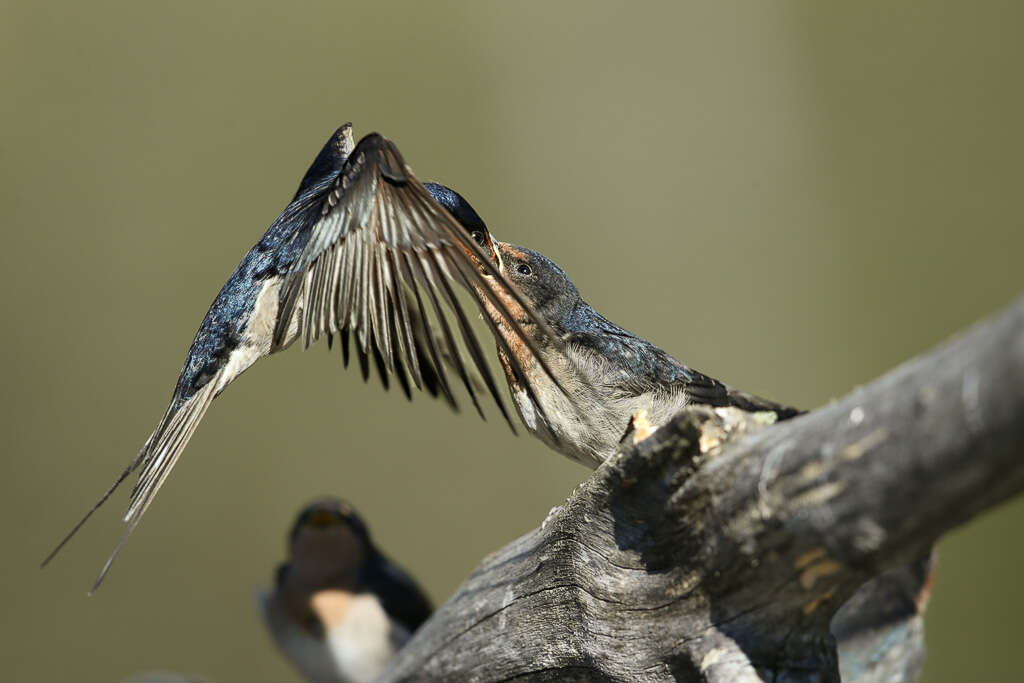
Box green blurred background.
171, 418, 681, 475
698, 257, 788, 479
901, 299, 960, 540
3, 2, 1022, 681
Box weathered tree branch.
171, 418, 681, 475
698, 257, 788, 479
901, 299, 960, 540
382, 294, 1024, 682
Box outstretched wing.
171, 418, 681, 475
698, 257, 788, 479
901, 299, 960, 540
273, 132, 564, 428
43, 126, 567, 591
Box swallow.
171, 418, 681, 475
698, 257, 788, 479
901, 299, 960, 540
472, 242, 801, 468
43, 124, 564, 589
260, 498, 431, 683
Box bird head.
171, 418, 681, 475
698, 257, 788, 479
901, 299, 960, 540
285, 497, 372, 589
425, 182, 501, 266
494, 243, 580, 331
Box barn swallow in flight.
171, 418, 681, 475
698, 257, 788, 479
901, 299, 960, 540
43, 124, 564, 589
470, 243, 801, 468
260, 498, 431, 683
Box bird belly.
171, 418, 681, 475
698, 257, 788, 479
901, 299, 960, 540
212, 276, 301, 397
260, 592, 343, 683
508, 352, 690, 468
506, 354, 614, 469
319, 592, 407, 683
207, 277, 281, 397
511, 386, 602, 467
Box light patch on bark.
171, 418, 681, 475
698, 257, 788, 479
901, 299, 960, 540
791, 481, 847, 508
799, 560, 842, 590
842, 428, 888, 460
802, 586, 838, 615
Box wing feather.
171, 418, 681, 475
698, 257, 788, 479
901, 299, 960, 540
386, 250, 422, 390
273, 133, 567, 429
445, 253, 558, 438
44, 126, 571, 589
404, 251, 483, 417
412, 250, 488, 420
424, 249, 516, 429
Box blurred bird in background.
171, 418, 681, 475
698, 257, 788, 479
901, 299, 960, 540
260, 498, 432, 683
43, 123, 564, 589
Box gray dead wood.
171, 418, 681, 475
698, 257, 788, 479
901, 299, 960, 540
381, 294, 1024, 682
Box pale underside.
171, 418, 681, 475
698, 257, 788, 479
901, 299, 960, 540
510, 342, 690, 469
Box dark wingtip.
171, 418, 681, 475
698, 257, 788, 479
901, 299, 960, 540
88, 549, 119, 595
416, 339, 457, 409
293, 122, 356, 201
367, 135, 410, 184
341, 327, 351, 367
393, 354, 413, 401
371, 343, 390, 391
87, 519, 137, 595
727, 389, 805, 420
358, 346, 371, 382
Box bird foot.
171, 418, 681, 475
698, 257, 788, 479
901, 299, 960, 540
624, 409, 656, 445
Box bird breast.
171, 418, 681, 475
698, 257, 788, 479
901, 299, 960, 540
317, 591, 408, 683
212, 276, 301, 397
508, 345, 689, 469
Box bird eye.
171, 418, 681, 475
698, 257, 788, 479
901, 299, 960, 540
516, 263, 532, 276
470, 230, 486, 246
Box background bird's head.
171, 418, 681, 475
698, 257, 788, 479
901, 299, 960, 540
285, 498, 373, 589
496, 243, 581, 332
